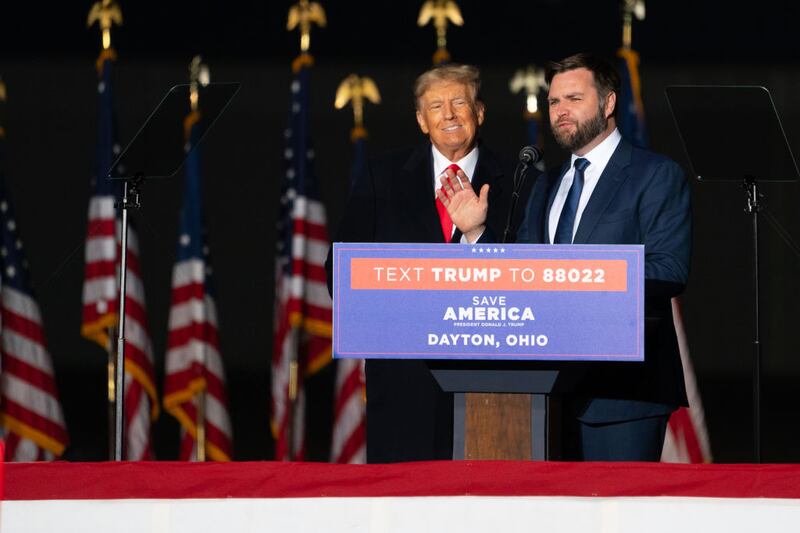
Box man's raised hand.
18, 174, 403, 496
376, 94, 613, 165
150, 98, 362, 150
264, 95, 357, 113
435, 167, 489, 243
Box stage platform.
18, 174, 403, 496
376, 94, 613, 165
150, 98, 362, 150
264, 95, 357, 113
4, 460, 800, 532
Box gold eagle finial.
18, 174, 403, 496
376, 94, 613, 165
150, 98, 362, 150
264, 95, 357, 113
509, 66, 547, 116
287, 0, 327, 54
417, 0, 464, 64
87, 0, 123, 51
335, 74, 381, 141
621, 0, 646, 50
188, 55, 210, 113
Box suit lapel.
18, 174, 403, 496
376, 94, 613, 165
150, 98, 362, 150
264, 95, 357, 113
572, 139, 633, 244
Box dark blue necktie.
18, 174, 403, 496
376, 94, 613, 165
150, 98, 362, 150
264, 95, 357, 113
553, 158, 590, 244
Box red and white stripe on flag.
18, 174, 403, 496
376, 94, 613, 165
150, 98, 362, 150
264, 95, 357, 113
272, 194, 332, 461
331, 357, 366, 464
0, 286, 69, 461
164, 258, 233, 461
81, 194, 158, 460
662, 297, 712, 463
0, 164, 69, 461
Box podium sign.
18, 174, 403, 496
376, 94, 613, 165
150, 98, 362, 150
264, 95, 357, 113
332, 243, 644, 362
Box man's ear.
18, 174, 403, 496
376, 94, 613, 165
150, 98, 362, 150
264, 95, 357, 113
476, 101, 485, 127
416, 110, 429, 134
604, 91, 617, 119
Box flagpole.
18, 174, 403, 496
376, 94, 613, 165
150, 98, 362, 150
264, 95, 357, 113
285, 0, 326, 462
88, 0, 124, 461
331, 75, 379, 463
287, 359, 299, 460
107, 350, 115, 459
188, 55, 209, 462
195, 395, 206, 461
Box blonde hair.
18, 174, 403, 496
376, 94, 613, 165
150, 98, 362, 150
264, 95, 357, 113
413, 64, 482, 110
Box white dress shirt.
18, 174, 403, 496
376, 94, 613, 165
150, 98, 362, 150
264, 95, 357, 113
431, 144, 479, 240
431, 144, 479, 193
548, 128, 622, 244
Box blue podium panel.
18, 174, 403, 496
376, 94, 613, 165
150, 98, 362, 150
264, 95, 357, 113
332, 243, 644, 362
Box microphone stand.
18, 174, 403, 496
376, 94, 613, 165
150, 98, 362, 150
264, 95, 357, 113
502, 160, 536, 243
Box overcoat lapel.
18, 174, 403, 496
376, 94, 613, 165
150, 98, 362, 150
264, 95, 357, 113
402, 144, 443, 243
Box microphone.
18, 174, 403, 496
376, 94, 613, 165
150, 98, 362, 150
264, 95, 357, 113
518, 145, 543, 167
503, 145, 544, 244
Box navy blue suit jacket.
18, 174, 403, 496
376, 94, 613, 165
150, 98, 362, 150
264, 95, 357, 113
517, 138, 691, 423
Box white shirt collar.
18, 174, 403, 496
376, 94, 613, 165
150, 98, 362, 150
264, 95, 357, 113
431, 144, 479, 192
570, 128, 622, 172
547, 128, 622, 244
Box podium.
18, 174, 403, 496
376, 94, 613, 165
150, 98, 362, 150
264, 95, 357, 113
428, 361, 579, 460
332, 242, 644, 462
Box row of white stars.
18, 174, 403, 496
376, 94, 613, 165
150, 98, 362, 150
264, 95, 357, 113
1, 200, 25, 254
1, 198, 30, 279
284, 146, 315, 163
471, 247, 506, 253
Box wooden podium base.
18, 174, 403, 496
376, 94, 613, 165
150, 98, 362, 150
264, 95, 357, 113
431, 366, 568, 461
465, 393, 532, 460
455, 392, 560, 461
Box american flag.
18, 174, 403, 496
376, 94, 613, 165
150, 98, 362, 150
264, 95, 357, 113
617, 48, 649, 149
271, 54, 333, 461
0, 92, 69, 460
617, 47, 712, 462
661, 298, 713, 463
80, 50, 158, 460
163, 110, 233, 461
331, 133, 367, 464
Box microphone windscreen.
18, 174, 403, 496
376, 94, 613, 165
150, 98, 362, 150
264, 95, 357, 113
518, 145, 543, 165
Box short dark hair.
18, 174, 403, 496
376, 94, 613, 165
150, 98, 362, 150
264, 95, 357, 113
545, 53, 621, 116
414, 63, 482, 110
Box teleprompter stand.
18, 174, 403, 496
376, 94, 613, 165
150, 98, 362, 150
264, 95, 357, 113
666, 85, 799, 463
107, 82, 239, 460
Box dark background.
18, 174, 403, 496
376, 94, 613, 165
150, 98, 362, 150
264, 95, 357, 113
1, 1, 799, 462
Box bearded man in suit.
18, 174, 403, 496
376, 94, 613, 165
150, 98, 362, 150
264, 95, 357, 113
439, 53, 691, 461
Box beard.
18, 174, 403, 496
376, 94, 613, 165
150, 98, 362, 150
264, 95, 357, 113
552, 105, 608, 153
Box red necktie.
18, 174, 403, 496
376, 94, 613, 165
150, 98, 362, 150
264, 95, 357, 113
436, 163, 461, 242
